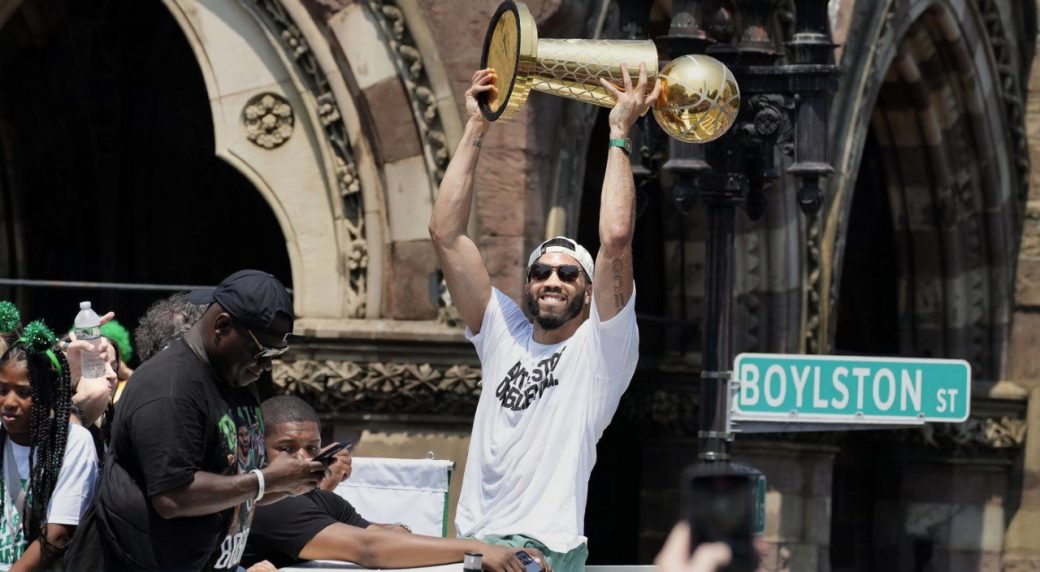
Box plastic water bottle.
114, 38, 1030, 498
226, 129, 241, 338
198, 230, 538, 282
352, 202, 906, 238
73, 301, 106, 379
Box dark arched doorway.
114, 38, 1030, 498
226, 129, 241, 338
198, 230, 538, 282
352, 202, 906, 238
829, 128, 900, 570
829, 4, 1026, 569
0, 0, 292, 343
833, 130, 899, 357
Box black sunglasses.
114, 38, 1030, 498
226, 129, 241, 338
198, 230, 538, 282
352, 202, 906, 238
528, 262, 583, 283
242, 327, 289, 359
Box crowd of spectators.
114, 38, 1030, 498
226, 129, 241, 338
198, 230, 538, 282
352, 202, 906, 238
0, 270, 555, 572
0, 59, 740, 572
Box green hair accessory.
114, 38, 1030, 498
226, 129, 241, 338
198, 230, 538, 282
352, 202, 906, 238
100, 319, 132, 363
20, 321, 56, 353
19, 320, 62, 374
0, 301, 20, 333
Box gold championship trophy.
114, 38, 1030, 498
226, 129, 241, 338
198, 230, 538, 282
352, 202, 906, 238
478, 1, 740, 143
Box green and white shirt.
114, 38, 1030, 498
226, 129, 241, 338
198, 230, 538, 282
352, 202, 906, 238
0, 469, 26, 564
0, 425, 97, 569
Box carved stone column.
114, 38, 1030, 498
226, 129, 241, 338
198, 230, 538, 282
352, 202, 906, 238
1004, 388, 1040, 570
1004, 0, 1040, 566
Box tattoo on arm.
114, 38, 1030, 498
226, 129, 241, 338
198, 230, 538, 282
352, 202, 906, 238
473, 135, 484, 149
612, 258, 624, 310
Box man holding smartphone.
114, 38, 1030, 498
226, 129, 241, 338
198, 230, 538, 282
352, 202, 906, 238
428, 64, 657, 572
64, 270, 326, 571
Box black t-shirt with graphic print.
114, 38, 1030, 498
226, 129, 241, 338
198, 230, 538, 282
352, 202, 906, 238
242, 489, 371, 568
72, 338, 267, 571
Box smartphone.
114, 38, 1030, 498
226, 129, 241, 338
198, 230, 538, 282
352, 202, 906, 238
311, 441, 351, 464
681, 463, 760, 572
515, 551, 543, 572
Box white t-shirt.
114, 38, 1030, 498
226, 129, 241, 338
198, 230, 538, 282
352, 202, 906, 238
0, 423, 98, 566
455, 287, 639, 553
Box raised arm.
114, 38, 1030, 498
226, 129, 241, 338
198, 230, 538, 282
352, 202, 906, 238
429, 69, 497, 333
595, 63, 660, 321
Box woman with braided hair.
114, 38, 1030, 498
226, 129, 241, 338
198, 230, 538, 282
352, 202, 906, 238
0, 304, 98, 571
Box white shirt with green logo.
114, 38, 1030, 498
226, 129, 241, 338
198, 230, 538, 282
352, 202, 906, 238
0, 425, 97, 569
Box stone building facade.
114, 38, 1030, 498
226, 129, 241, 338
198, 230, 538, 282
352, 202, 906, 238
0, 0, 1039, 569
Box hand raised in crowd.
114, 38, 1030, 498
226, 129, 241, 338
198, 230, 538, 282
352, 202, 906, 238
62, 310, 116, 383
318, 446, 353, 491
62, 334, 114, 388
67, 310, 116, 337
655, 522, 732, 572
481, 546, 552, 572
599, 62, 661, 138
262, 451, 325, 496
67, 337, 119, 425
465, 68, 497, 130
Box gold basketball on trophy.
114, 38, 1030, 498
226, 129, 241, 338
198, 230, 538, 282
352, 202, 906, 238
479, 1, 740, 143
653, 55, 740, 143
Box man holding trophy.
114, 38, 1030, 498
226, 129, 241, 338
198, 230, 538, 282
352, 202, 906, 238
431, 1, 741, 567
428, 47, 660, 572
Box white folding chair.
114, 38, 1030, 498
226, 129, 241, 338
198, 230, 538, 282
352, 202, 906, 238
334, 457, 455, 537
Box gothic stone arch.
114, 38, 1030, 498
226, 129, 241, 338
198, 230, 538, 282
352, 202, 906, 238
163, 0, 368, 320
313, 0, 465, 322
822, 0, 1030, 384
163, 0, 467, 326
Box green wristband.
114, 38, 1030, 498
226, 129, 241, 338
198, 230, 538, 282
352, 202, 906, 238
608, 137, 632, 155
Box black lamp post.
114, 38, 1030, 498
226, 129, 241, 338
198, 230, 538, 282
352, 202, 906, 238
655, 0, 840, 463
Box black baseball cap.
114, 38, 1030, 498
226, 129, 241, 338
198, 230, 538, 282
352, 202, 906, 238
189, 270, 294, 338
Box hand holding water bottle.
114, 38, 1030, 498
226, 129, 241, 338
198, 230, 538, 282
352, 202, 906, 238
65, 303, 115, 383
72, 302, 106, 379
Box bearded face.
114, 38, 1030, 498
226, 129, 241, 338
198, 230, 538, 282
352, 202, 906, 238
525, 286, 586, 330
523, 253, 590, 331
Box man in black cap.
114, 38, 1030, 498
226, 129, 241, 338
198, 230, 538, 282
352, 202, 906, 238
64, 270, 327, 571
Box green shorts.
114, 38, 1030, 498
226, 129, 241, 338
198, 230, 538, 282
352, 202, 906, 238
480, 534, 588, 572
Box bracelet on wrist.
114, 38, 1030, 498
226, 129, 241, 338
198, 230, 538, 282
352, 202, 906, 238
251, 469, 265, 502
608, 137, 632, 155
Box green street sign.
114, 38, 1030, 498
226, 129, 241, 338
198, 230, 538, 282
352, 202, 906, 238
732, 353, 971, 425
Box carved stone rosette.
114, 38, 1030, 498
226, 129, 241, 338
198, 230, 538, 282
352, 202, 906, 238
273, 359, 482, 415
243, 92, 295, 149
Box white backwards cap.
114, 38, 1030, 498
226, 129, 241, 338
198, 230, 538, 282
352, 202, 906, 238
527, 236, 595, 281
